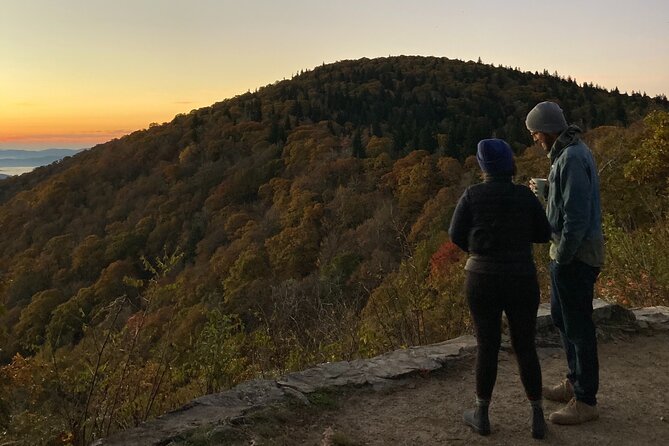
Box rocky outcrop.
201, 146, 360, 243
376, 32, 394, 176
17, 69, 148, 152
92, 301, 669, 446
632, 306, 669, 330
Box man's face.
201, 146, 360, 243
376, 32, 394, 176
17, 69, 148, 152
531, 131, 553, 152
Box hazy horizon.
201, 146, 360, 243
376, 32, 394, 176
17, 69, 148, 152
0, 166, 36, 176
0, 148, 86, 153
0, 148, 83, 176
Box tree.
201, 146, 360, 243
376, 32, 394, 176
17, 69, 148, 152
383, 151, 444, 217
188, 310, 247, 393
15, 289, 66, 351
223, 245, 269, 305
352, 129, 365, 158
365, 136, 393, 158
624, 111, 669, 195
265, 217, 321, 279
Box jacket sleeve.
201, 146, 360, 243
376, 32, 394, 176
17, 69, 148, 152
448, 190, 472, 252
556, 153, 592, 263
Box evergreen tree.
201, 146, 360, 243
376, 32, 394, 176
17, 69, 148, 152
352, 130, 365, 158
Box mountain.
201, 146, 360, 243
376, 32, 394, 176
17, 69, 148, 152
0, 148, 84, 177
0, 56, 667, 443
0, 148, 83, 160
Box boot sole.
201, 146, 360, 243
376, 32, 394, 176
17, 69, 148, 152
464, 420, 491, 436
548, 415, 598, 425
532, 429, 546, 439
532, 419, 547, 439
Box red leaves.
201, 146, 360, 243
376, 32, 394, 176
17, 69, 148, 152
429, 241, 463, 279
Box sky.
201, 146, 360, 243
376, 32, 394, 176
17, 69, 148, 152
1, 0, 668, 150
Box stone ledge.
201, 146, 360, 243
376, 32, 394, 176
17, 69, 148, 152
632, 306, 669, 330
91, 380, 286, 446
277, 335, 476, 393
536, 298, 638, 333
93, 301, 668, 446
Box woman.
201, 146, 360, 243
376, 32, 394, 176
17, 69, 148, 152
448, 138, 551, 439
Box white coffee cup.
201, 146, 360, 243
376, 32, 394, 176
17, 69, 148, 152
530, 178, 548, 199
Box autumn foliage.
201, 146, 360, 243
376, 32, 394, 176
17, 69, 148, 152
429, 241, 464, 279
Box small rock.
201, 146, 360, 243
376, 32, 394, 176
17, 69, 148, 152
321, 426, 335, 446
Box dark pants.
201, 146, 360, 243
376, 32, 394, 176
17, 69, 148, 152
549, 260, 600, 406
466, 271, 542, 401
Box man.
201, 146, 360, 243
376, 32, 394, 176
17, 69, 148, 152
526, 101, 605, 425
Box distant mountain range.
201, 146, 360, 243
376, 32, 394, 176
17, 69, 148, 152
0, 149, 84, 176
0, 148, 83, 166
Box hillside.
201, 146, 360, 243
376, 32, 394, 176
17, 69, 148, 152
0, 56, 668, 444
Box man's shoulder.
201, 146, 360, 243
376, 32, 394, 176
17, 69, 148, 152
563, 139, 591, 154
559, 140, 593, 163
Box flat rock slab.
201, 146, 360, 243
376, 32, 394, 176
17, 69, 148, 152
633, 305, 669, 329
537, 298, 637, 333
277, 335, 476, 393
91, 380, 285, 446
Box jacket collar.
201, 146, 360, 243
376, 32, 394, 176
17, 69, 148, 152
549, 125, 582, 163
482, 174, 513, 183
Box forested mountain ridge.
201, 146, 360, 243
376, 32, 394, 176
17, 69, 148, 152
0, 56, 667, 444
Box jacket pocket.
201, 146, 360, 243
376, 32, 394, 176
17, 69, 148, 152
469, 226, 495, 253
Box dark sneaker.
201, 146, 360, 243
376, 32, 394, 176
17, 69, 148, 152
463, 406, 491, 436
548, 398, 599, 425
543, 379, 574, 403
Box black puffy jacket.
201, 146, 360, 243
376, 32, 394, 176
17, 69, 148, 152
448, 176, 551, 275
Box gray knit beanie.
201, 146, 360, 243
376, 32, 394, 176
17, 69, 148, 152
525, 101, 568, 134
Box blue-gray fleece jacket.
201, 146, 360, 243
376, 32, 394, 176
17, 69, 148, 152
547, 125, 605, 266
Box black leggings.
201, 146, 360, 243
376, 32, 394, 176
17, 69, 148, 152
466, 271, 542, 401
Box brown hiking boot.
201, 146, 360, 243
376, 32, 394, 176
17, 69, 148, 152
543, 379, 574, 403
548, 398, 599, 425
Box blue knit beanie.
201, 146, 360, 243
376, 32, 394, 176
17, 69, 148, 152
476, 139, 515, 176
525, 101, 568, 134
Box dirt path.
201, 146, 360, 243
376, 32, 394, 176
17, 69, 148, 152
263, 329, 669, 445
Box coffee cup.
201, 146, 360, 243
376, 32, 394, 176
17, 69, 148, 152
530, 178, 547, 199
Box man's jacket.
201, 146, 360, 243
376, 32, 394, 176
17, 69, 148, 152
547, 125, 605, 266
